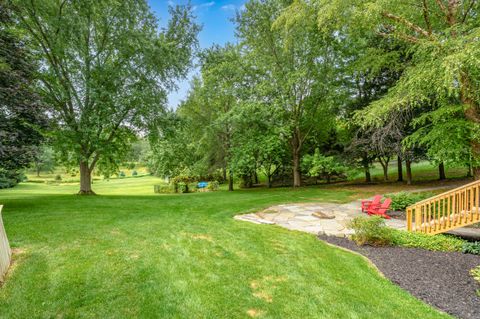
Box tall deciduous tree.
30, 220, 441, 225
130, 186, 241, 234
236, 0, 336, 187
0, 1, 46, 188
14, 0, 199, 194
306, 0, 480, 178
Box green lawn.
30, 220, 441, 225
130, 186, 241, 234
0, 178, 449, 318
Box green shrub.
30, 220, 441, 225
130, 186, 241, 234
132, 170, 138, 176
462, 241, 480, 255
386, 191, 434, 211
471, 266, 480, 296
391, 231, 464, 252
118, 171, 125, 178
154, 184, 175, 194
0, 169, 24, 188
348, 216, 465, 251
177, 182, 189, 193
348, 216, 393, 246
471, 266, 480, 283
54, 174, 62, 182
207, 180, 219, 191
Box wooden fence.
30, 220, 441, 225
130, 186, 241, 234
407, 180, 480, 234
0, 205, 11, 282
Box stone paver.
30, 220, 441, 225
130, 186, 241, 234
234, 200, 407, 238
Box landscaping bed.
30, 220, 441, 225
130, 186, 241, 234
319, 234, 480, 319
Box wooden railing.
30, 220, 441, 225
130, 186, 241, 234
407, 180, 480, 234
0, 205, 11, 282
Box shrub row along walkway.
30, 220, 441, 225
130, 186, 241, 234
234, 200, 406, 237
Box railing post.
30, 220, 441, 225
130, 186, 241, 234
407, 207, 412, 231
415, 205, 421, 232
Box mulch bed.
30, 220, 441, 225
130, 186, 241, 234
319, 235, 480, 319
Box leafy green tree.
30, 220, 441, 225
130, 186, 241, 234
236, 0, 336, 187
177, 45, 246, 191
302, 148, 346, 184
14, 0, 199, 194
303, 0, 480, 178
148, 111, 201, 179
230, 102, 288, 188
0, 1, 46, 188
32, 146, 56, 177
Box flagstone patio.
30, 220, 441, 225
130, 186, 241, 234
234, 200, 406, 237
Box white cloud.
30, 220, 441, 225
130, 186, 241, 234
193, 1, 215, 11
221, 4, 236, 11
167, 0, 174, 6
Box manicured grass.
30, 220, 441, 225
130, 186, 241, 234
0, 178, 449, 318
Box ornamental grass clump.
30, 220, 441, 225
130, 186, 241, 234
348, 216, 393, 246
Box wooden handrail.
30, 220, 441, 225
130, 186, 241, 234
407, 180, 480, 234
411, 179, 480, 206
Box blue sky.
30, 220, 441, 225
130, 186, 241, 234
147, 0, 245, 109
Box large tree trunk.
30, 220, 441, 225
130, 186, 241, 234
406, 159, 412, 185
266, 175, 272, 188
438, 162, 446, 180
291, 132, 302, 187
378, 156, 390, 181
397, 155, 403, 182
228, 169, 234, 191
362, 155, 371, 183
79, 160, 95, 195
364, 167, 371, 183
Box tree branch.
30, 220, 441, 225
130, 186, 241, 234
382, 11, 430, 38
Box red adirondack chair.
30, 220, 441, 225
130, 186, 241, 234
367, 198, 392, 219
361, 195, 382, 213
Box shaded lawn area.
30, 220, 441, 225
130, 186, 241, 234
0, 181, 449, 318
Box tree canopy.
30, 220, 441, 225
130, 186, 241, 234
13, 0, 199, 194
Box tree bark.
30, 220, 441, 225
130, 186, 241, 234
266, 175, 272, 188
228, 169, 234, 191
79, 160, 95, 195
397, 155, 403, 182
406, 159, 413, 185
362, 155, 371, 183
291, 132, 302, 187
438, 162, 446, 180
254, 171, 259, 184
364, 167, 371, 183
378, 156, 390, 181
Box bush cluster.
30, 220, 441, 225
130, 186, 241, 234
390, 230, 464, 252
462, 241, 480, 255
154, 184, 175, 194
207, 181, 219, 191
471, 266, 480, 296
386, 191, 434, 211
349, 216, 392, 246
348, 216, 465, 252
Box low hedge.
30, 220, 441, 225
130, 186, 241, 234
348, 216, 465, 252
386, 191, 435, 211
154, 184, 175, 194
462, 241, 480, 255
